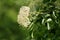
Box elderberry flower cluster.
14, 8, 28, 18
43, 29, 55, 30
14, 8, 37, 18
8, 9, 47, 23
17, 6, 31, 27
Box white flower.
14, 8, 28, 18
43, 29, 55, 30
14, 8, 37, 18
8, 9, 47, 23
17, 6, 31, 27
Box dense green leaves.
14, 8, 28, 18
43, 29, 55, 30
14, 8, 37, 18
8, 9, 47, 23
0, 0, 60, 40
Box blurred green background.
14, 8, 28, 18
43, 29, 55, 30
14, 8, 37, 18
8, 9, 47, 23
0, 0, 30, 40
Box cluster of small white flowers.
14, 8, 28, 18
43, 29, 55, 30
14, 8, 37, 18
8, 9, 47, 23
17, 6, 31, 27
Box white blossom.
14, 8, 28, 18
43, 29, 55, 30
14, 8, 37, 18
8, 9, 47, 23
17, 6, 31, 27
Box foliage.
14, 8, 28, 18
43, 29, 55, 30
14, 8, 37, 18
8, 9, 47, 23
0, 0, 60, 40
